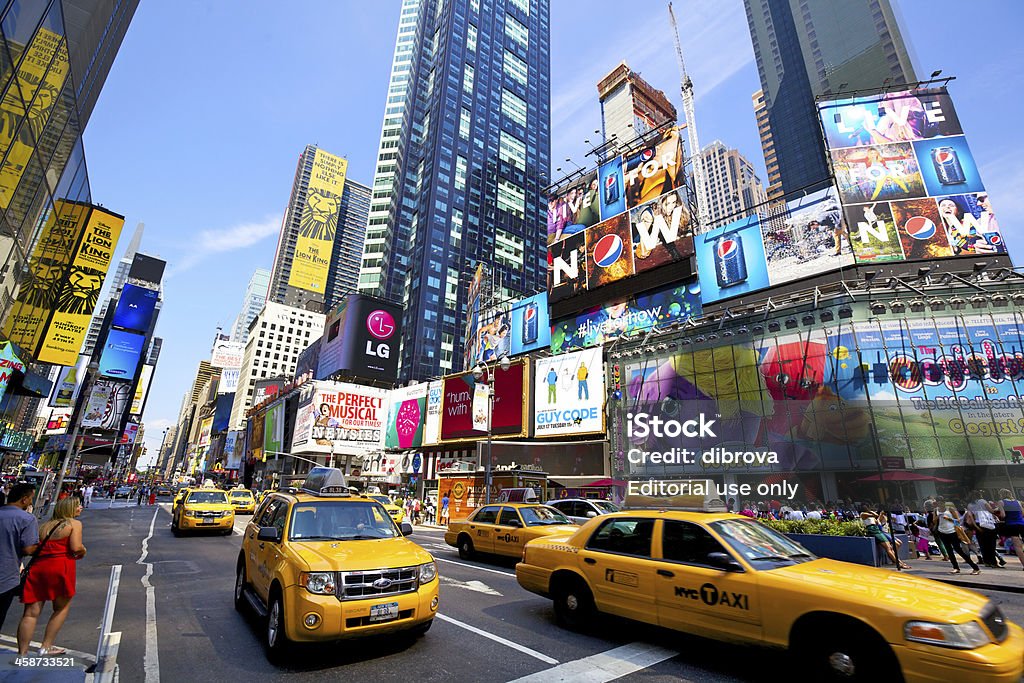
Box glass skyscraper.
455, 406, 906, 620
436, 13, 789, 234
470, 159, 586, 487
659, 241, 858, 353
744, 0, 916, 194
358, 0, 551, 382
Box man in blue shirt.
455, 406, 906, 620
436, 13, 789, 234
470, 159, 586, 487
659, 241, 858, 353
0, 483, 38, 631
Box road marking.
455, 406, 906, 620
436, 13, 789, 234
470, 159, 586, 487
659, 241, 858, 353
435, 613, 558, 664
136, 506, 160, 683
434, 557, 516, 577
440, 576, 502, 596
0, 633, 95, 661
508, 642, 679, 682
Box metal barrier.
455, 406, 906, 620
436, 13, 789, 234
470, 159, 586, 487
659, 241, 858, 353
92, 564, 121, 682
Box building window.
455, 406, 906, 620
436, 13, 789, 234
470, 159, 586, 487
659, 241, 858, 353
499, 130, 526, 168
503, 51, 528, 87
496, 179, 526, 216
467, 23, 477, 52
505, 14, 528, 49
455, 155, 467, 190
459, 107, 472, 140
501, 89, 527, 127
509, 0, 529, 15
464, 63, 474, 96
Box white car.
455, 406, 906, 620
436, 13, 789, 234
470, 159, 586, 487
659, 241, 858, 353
544, 498, 619, 525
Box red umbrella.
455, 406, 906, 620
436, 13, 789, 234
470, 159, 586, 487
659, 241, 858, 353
586, 479, 627, 487
855, 471, 954, 483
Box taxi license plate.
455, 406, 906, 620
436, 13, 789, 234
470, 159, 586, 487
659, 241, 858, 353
200, 518, 216, 525
369, 602, 399, 622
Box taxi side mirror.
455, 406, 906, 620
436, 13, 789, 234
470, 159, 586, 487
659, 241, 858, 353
257, 526, 281, 543
707, 551, 743, 572
507, 519, 523, 528
585, 511, 597, 518
400, 522, 414, 536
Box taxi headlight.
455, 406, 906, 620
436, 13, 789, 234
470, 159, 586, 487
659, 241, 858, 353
905, 620, 991, 650
299, 572, 337, 595
419, 561, 437, 584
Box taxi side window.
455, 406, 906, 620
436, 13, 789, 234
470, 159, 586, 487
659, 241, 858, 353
586, 519, 654, 558
662, 521, 730, 567
473, 506, 500, 524
268, 501, 289, 535
498, 507, 521, 526
257, 498, 283, 528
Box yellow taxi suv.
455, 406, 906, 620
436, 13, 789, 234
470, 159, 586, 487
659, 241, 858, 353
172, 487, 190, 508
171, 488, 235, 536
516, 499, 1024, 683
228, 489, 257, 515
235, 468, 438, 663
369, 494, 405, 524
444, 502, 579, 561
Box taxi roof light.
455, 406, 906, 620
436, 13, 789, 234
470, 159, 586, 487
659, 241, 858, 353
300, 467, 353, 498
622, 479, 727, 513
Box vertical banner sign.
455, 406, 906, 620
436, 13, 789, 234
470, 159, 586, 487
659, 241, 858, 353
2, 201, 91, 354
288, 148, 348, 294
472, 383, 490, 432
463, 264, 486, 370
37, 207, 125, 365
197, 416, 213, 448
130, 365, 155, 415
423, 380, 443, 446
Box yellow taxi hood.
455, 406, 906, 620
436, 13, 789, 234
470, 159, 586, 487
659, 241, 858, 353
767, 558, 989, 621
291, 537, 432, 572
184, 502, 232, 512
529, 524, 582, 538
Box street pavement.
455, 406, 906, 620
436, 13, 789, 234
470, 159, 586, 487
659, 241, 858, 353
2, 501, 1024, 682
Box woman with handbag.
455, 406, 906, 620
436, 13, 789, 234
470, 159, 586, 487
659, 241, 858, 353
16, 497, 86, 655
937, 502, 980, 575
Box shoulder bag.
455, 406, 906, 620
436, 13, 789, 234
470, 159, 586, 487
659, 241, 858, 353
16, 521, 65, 597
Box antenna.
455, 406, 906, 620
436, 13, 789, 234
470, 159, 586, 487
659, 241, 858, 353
668, 1, 707, 230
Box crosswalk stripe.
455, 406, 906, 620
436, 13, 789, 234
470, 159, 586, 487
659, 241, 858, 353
508, 642, 679, 682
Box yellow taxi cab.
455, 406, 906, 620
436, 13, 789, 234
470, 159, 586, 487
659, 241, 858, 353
171, 488, 235, 536
172, 487, 190, 508
444, 502, 578, 561
516, 493, 1024, 683
235, 467, 438, 663
228, 488, 257, 515
368, 494, 405, 524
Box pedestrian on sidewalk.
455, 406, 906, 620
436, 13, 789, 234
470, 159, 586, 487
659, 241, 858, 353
148, 488, 156, 506
937, 502, 980, 575
136, 486, 145, 506
860, 509, 911, 570
82, 485, 93, 509
995, 489, 1024, 569
17, 497, 87, 656
968, 493, 1001, 568
0, 483, 38, 633
440, 493, 450, 526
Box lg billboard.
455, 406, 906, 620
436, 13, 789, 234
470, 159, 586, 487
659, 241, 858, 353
316, 294, 403, 383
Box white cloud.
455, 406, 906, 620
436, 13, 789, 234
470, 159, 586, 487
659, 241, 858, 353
167, 214, 281, 277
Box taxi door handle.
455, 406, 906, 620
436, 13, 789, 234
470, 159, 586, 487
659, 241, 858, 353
258, 542, 265, 550
584, 557, 596, 565
657, 569, 675, 578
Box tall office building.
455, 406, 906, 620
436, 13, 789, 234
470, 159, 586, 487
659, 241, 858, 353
230, 268, 271, 343
83, 221, 143, 355
597, 62, 676, 152
228, 301, 324, 430
324, 179, 370, 310
267, 145, 368, 313
743, 0, 916, 194
698, 141, 768, 229
357, 0, 551, 381
751, 89, 782, 200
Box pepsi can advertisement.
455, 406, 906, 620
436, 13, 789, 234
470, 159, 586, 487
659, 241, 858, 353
603, 172, 620, 206
522, 301, 539, 345
714, 233, 748, 288
931, 146, 966, 185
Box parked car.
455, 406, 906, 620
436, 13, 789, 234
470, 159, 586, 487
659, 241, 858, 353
545, 498, 620, 525
114, 485, 133, 498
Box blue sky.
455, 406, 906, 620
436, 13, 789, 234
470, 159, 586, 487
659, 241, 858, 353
81, 1, 1024, 467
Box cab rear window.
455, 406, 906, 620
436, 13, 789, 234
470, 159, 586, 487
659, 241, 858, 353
187, 491, 227, 504
586, 519, 654, 557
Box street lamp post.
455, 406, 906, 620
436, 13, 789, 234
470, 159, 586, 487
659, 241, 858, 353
51, 361, 100, 507
472, 355, 510, 505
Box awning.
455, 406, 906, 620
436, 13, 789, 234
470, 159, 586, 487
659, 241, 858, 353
549, 476, 612, 488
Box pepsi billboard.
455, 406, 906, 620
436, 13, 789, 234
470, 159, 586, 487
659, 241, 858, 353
548, 125, 693, 303
818, 87, 1006, 263
98, 329, 145, 380
111, 283, 158, 332
509, 292, 550, 356
317, 294, 402, 383
695, 214, 770, 304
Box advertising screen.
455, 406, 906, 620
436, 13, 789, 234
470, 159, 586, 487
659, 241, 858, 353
316, 295, 402, 382
287, 148, 347, 294
509, 293, 550, 356
121, 422, 139, 445
535, 347, 605, 437
45, 408, 70, 434
81, 380, 132, 430
463, 265, 486, 370
384, 384, 429, 449
294, 338, 320, 381
196, 417, 213, 448
111, 283, 158, 332
0, 341, 24, 406
212, 394, 233, 433
37, 207, 125, 366
695, 214, 770, 304
440, 362, 527, 441
130, 364, 154, 416
128, 254, 166, 287
761, 186, 855, 284
252, 378, 283, 406
290, 380, 388, 455
224, 431, 242, 470
263, 402, 283, 455
210, 340, 244, 368
547, 125, 693, 303
818, 87, 1006, 264
552, 281, 702, 354
98, 329, 145, 380
217, 367, 240, 395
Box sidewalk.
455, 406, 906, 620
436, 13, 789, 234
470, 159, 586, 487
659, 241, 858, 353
890, 557, 1024, 593
0, 636, 91, 681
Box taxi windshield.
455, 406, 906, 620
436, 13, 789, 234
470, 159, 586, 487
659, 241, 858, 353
229, 492, 252, 499
289, 501, 400, 541
710, 519, 815, 570
369, 495, 392, 506
187, 491, 227, 505
520, 506, 571, 526
593, 501, 619, 513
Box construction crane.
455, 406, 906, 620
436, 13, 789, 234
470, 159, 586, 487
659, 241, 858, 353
668, 2, 707, 230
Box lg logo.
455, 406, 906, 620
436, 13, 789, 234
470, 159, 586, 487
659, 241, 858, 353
366, 309, 396, 359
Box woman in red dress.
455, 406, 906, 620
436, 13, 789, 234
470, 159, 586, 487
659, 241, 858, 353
17, 497, 87, 655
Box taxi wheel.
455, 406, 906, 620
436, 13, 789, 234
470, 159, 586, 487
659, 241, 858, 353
457, 535, 474, 560
800, 625, 901, 682
265, 590, 292, 663
410, 619, 432, 637
552, 576, 595, 630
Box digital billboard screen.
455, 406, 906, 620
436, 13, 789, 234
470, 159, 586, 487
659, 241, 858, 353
384, 384, 429, 449
818, 87, 1006, 263
111, 283, 158, 332
509, 292, 550, 356
316, 295, 402, 383
695, 214, 770, 304
440, 362, 527, 442
98, 329, 145, 379
534, 347, 605, 438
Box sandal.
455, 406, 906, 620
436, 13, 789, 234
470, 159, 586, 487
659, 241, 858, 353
970, 569, 981, 575
898, 563, 911, 570
949, 569, 960, 574
38, 646, 66, 655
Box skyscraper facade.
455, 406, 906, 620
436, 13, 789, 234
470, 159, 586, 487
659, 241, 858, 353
597, 62, 676, 152
268, 145, 366, 313
357, 0, 551, 381
698, 140, 768, 229
230, 268, 271, 344
751, 89, 782, 200
743, 0, 916, 194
